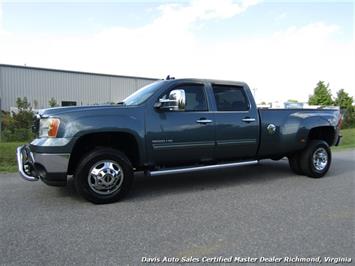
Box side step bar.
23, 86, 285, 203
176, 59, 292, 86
148, 160, 258, 176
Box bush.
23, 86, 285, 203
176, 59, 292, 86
2, 128, 34, 142
341, 107, 355, 129
1, 97, 35, 142
12, 110, 34, 129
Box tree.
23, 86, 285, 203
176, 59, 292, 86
1, 97, 35, 141
13, 97, 33, 129
308, 81, 333, 106
334, 89, 353, 109
335, 89, 355, 128
1, 97, 34, 141
48, 97, 58, 107
16, 97, 31, 111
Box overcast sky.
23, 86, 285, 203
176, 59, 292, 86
0, 0, 353, 103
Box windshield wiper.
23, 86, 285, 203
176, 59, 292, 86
117, 101, 126, 105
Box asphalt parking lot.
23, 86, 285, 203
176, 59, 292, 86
0, 149, 354, 265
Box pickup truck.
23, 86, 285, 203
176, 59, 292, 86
17, 78, 342, 203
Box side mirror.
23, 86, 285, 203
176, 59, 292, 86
155, 89, 185, 111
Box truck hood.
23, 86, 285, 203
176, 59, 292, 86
38, 104, 126, 117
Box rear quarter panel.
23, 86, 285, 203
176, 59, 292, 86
257, 109, 339, 158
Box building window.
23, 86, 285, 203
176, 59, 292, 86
61, 101, 77, 106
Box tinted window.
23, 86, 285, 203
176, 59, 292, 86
212, 85, 249, 111
164, 84, 208, 111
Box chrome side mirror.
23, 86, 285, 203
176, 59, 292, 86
155, 89, 185, 111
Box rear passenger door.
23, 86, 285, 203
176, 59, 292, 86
211, 84, 259, 160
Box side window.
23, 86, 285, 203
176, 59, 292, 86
212, 85, 249, 111
163, 84, 208, 111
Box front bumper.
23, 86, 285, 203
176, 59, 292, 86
16, 145, 70, 186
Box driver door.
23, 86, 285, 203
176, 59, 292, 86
146, 83, 215, 166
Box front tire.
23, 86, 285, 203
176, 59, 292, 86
300, 140, 331, 178
74, 148, 134, 204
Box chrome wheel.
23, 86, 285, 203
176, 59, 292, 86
312, 147, 328, 171
88, 160, 124, 195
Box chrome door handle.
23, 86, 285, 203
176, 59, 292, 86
242, 117, 256, 123
196, 119, 213, 124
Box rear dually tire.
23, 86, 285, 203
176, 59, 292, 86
288, 152, 304, 175
300, 140, 331, 178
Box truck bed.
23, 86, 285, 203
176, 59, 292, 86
257, 108, 340, 157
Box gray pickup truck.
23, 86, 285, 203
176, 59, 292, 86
17, 78, 342, 203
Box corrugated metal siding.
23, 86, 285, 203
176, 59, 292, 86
0, 65, 156, 111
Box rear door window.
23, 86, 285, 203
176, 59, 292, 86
212, 85, 249, 111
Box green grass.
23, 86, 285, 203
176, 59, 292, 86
0, 142, 26, 172
333, 127, 355, 150
0, 128, 354, 173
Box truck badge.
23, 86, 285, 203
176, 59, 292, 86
267, 124, 276, 134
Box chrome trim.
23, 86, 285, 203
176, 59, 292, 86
36, 113, 49, 119
16, 146, 39, 181
266, 124, 276, 134
312, 147, 328, 171
17, 145, 70, 182
158, 89, 186, 111
152, 141, 215, 150
217, 139, 256, 146
196, 119, 213, 124
149, 160, 258, 176
242, 118, 256, 122
31, 137, 71, 147
88, 160, 124, 195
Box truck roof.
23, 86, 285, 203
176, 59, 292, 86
163, 78, 248, 87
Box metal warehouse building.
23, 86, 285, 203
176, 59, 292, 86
0, 64, 157, 111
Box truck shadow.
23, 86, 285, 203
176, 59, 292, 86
127, 155, 354, 201
57, 156, 354, 202
58, 160, 290, 202
127, 159, 293, 201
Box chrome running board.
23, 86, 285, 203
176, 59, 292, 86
148, 160, 258, 176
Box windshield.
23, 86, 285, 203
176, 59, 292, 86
123, 80, 164, 106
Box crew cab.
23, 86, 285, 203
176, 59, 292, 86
17, 78, 342, 203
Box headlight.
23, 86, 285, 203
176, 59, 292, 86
39, 118, 60, 138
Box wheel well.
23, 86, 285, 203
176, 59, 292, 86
67, 132, 140, 175
308, 126, 335, 146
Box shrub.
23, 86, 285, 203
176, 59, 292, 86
1, 97, 35, 142
341, 107, 355, 129
2, 128, 34, 142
